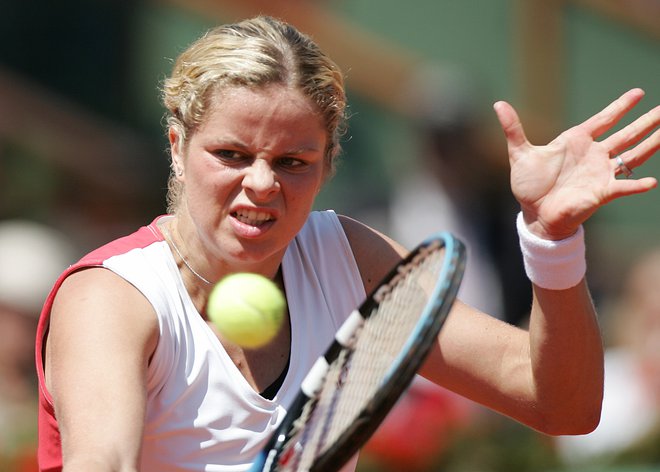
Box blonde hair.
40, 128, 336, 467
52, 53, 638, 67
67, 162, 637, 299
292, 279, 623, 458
161, 16, 347, 212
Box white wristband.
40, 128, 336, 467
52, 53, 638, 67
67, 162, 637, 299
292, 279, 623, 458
516, 212, 586, 290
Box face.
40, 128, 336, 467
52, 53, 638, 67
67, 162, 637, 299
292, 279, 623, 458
171, 84, 328, 275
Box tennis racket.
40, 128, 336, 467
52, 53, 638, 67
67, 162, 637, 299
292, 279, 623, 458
250, 232, 466, 472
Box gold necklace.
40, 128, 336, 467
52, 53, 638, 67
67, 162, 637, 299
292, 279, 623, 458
161, 224, 212, 285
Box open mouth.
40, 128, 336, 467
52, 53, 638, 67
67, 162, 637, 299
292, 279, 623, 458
232, 209, 275, 227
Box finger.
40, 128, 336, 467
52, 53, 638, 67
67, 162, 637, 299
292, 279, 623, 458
613, 128, 660, 175
493, 101, 529, 151
608, 177, 658, 200
580, 88, 646, 139
602, 104, 660, 156
612, 129, 660, 177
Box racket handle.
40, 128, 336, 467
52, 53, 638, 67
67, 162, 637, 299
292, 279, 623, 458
248, 392, 312, 472
249, 451, 268, 472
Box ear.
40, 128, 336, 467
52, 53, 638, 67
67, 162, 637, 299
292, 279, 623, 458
169, 127, 185, 178
315, 176, 326, 196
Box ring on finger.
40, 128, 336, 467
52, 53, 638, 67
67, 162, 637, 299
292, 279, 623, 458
615, 156, 633, 178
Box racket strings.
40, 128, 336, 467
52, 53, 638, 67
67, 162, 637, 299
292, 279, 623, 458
280, 244, 445, 470
322, 247, 443, 445
294, 348, 353, 470
277, 397, 318, 470
276, 347, 353, 471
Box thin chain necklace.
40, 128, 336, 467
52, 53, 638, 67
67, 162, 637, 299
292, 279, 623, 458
161, 223, 213, 285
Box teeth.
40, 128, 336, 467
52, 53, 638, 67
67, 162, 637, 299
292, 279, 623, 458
235, 210, 273, 226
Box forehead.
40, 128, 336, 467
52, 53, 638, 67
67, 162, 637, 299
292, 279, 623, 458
196, 85, 327, 146
209, 84, 319, 121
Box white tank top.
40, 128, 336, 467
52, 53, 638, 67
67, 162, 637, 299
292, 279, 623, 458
87, 210, 364, 471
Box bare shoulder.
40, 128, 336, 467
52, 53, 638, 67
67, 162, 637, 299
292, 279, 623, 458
51, 267, 159, 336
46, 267, 159, 392
338, 214, 407, 294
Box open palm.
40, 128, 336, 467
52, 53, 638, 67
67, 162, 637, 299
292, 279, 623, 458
495, 89, 659, 240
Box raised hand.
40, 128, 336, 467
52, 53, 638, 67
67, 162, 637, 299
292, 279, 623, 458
494, 88, 659, 240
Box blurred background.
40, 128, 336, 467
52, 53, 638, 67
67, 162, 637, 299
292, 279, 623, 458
0, 0, 658, 471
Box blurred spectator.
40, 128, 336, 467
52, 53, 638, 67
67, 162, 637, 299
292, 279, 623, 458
555, 247, 660, 468
388, 64, 529, 323
0, 220, 76, 471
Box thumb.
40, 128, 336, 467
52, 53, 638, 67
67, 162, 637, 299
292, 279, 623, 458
494, 101, 529, 151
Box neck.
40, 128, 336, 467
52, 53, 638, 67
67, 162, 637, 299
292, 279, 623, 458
161, 218, 213, 285
160, 215, 286, 291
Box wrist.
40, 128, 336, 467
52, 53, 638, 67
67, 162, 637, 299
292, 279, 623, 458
516, 212, 586, 290
519, 210, 579, 241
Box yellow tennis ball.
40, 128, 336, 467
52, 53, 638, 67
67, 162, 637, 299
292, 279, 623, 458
207, 273, 286, 349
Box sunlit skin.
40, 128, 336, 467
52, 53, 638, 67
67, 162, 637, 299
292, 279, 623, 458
41, 76, 659, 471
496, 89, 658, 239
169, 85, 329, 282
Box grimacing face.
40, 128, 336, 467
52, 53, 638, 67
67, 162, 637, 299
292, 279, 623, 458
170, 84, 329, 273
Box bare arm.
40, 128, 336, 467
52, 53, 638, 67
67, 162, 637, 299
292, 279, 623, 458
420, 282, 602, 435
45, 268, 159, 472
342, 214, 602, 435
338, 215, 406, 294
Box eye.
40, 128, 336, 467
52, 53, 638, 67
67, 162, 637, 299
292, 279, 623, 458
213, 149, 248, 163
277, 156, 309, 170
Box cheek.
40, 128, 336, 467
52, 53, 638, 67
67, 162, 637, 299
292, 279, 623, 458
185, 165, 237, 210
284, 173, 324, 206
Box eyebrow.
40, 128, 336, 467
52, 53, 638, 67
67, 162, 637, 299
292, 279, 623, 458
216, 138, 323, 155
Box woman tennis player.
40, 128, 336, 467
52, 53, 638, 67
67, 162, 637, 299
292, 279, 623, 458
35, 15, 659, 472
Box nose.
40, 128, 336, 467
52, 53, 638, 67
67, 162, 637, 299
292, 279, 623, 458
242, 159, 279, 199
